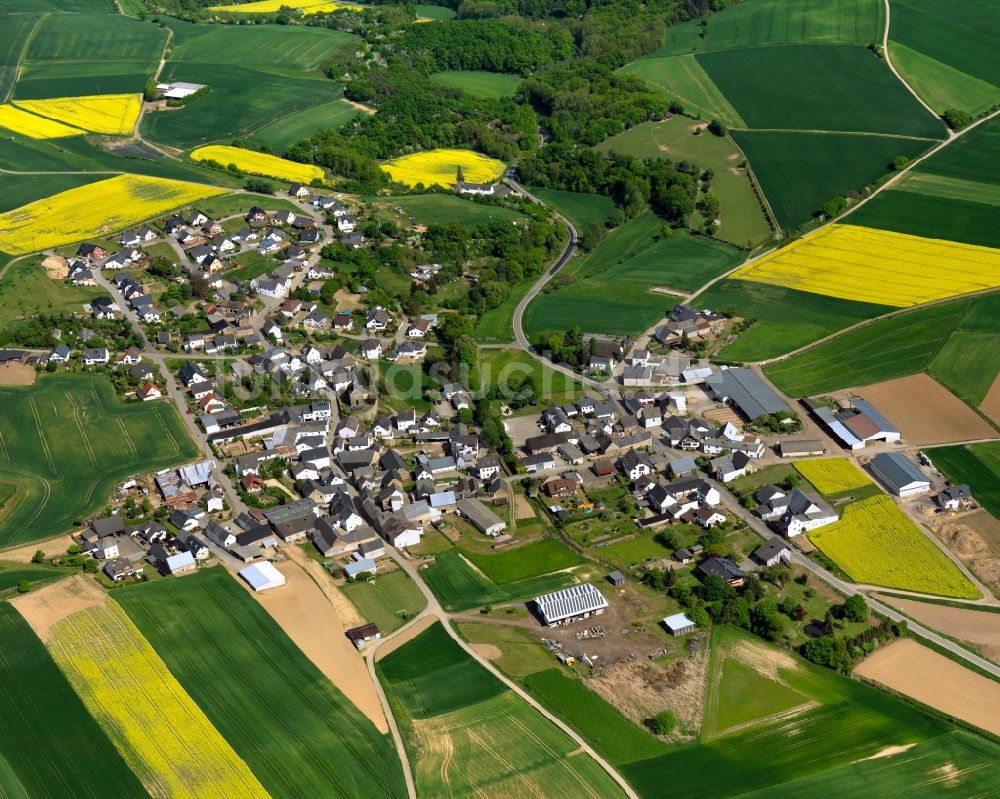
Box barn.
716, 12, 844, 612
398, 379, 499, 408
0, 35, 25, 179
533, 583, 609, 626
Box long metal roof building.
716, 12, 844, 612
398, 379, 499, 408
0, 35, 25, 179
704, 367, 789, 420
533, 583, 609, 626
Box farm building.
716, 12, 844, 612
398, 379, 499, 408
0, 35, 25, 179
239, 561, 286, 592
869, 452, 931, 497
811, 398, 900, 450
606, 570, 625, 588
533, 583, 609, 626
345, 623, 381, 651
662, 613, 696, 636
456, 498, 507, 537
344, 559, 377, 579
704, 367, 789, 420
779, 439, 826, 458
936, 484, 973, 510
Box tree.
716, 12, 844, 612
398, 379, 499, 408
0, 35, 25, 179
842, 594, 869, 623
244, 178, 276, 194
707, 119, 727, 137
143, 77, 162, 102
31, 549, 46, 564
16, 579, 30, 594
456, 165, 465, 184
942, 109, 973, 130
647, 709, 677, 735
688, 606, 710, 628
891, 155, 909, 171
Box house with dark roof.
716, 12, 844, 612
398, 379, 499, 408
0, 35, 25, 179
697, 557, 746, 586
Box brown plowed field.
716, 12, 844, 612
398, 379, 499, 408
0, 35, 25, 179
980, 373, 1000, 425
855, 639, 1000, 736
854, 374, 997, 445
875, 594, 1000, 646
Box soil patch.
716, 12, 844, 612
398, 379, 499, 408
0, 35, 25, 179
853, 374, 997, 445
980, 373, 1000, 425
41, 255, 67, 279
11, 574, 105, 641
470, 642, 503, 660
0, 363, 36, 386
874, 594, 1000, 646
931, 514, 1000, 594
730, 637, 798, 680
513, 494, 535, 520
374, 614, 438, 662
285, 545, 364, 628
855, 639, 1000, 736
333, 288, 363, 311
343, 99, 375, 116
0, 533, 75, 563
244, 559, 387, 732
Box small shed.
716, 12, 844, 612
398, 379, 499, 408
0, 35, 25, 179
662, 612, 696, 636
606, 570, 626, 588
345, 623, 381, 651
239, 561, 286, 592
344, 559, 377, 579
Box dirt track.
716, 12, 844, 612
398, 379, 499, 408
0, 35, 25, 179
0, 533, 75, 562
11, 574, 104, 641
374, 614, 438, 662
854, 374, 997, 445
855, 639, 1000, 736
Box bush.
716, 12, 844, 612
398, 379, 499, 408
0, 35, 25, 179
16, 579, 30, 594
942, 109, 973, 130
707, 119, 727, 137
842, 594, 868, 622
647, 709, 676, 735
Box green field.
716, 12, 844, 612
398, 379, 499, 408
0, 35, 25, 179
697, 279, 888, 362
384, 193, 525, 228
888, 0, 1000, 114
0, 374, 199, 547
526, 186, 615, 232
0, 603, 148, 798
461, 538, 584, 584
0, 258, 104, 330
732, 130, 932, 229
596, 118, 773, 246
0, 173, 101, 214
704, 658, 809, 737
115, 568, 406, 799
845, 192, 1000, 249
477, 347, 587, 404
917, 118, 1000, 183
339, 568, 428, 634
378, 622, 627, 798
619, 55, 744, 128
430, 70, 522, 98
249, 97, 359, 151
415, 3, 456, 19
599, 532, 676, 566
764, 293, 1000, 402
421, 549, 576, 612
930, 443, 1000, 521
525, 213, 744, 337
0, 13, 40, 100
0, 560, 66, 592
473, 275, 533, 343
651, 0, 884, 55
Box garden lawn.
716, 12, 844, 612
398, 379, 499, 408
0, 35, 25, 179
477, 348, 587, 403
929, 443, 1000, 522
526, 186, 615, 232
339, 569, 428, 634
599, 533, 675, 566
460, 538, 583, 584
388, 193, 525, 227
808, 495, 979, 598
115, 568, 406, 799
430, 70, 522, 98
0, 258, 104, 330
0, 373, 198, 547
0, 604, 148, 799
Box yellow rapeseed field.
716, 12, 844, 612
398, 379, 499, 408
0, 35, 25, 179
47, 604, 271, 799
0, 104, 83, 138
207, 0, 361, 13
14, 94, 142, 136
190, 145, 325, 184
795, 457, 872, 494
381, 148, 506, 189
0, 174, 225, 256
809, 494, 979, 598
731, 224, 1000, 307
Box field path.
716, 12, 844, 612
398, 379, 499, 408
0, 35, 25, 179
881, 0, 951, 131
2, 12, 45, 103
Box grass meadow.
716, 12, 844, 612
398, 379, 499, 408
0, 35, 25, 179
477, 348, 588, 403
430, 70, 522, 98
929, 443, 1000, 521
0, 374, 198, 547
0, 258, 104, 329
525, 186, 616, 232
0, 560, 67, 594
339, 568, 428, 634
116, 568, 406, 799
0, 14, 40, 99
0, 604, 148, 799
415, 3, 456, 19
460, 538, 584, 584
249, 97, 359, 151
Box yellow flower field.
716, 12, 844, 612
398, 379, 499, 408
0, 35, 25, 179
795, 457, 872, 494
809, 494, 979, 598
48, 604, 271, 799
190, 145, 325, 184
206, 0, 361, 13
731, 224, 1000, 307
381, 148, 506, 189
15, 94, 142, 136
0, 104, 83, 138
0, 174, 225, 256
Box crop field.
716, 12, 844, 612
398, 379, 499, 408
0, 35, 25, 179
250, 98, 359, 150
13, 93, 140, 135
525, 213, 743, 337
0, 174, 225, 256
116, 569, 406, 798
731, 224, 1000, 307
415, 3, 456, 19
191, 145, 324, 184
794, 458, 872, 495
916, 116, 1000, 184
700, 280, 885, 362
169, 24, 354, 72
650, 0, 884, 56
619, 56, 745, 128
525, 186, 615, 231
339, 569, 428, 635
697, 45, 944, 138
595, 118, 772, 246
421, 549, 576, 612
0, 604, 148, 799
731, 130, 931, 229
809, 495, 979, 598
888, 0, 1000, 114
0, 561, 65, 593
207, 0, 361, 13
764, 294, 1000, 401
461, 539, 584, 584
477, 348, 587, 403
430, 70, 523, 98
48, 603, 270, 799
930, 443, 1000, 521
0, 13, 39, 100
378, 622, 626, 798
0, 103, 82, 138
0, 374, 198, 547
0, 172, 102, 214
380, 148, 505, 189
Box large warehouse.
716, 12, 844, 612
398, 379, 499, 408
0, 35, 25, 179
238, 561, 286, 592
533, 583, 609, 626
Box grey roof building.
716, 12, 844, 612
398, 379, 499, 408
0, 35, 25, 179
869, 452, 931, 497
456, 498, 506, 537
704, 367, 789, 420
533, 583, 609, 626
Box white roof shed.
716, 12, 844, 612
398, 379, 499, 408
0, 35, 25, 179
239, 561, 286, 592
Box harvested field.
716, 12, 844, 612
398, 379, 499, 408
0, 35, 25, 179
0, 532, 75, 563
245, 559, 387, 731
874, 594, 1000, 647
931, 512, 1000, 595
855, 639, 1000, 736
0, 362, 36, 385
41, 254, 67, 277
981, 373, 1000, 424
853, 373, 997, 445
11, 573, 106, 641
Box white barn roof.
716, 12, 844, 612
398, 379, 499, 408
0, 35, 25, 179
662, 612, 694, 633
239, 561, 286, 592
534, 583, 608, 625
